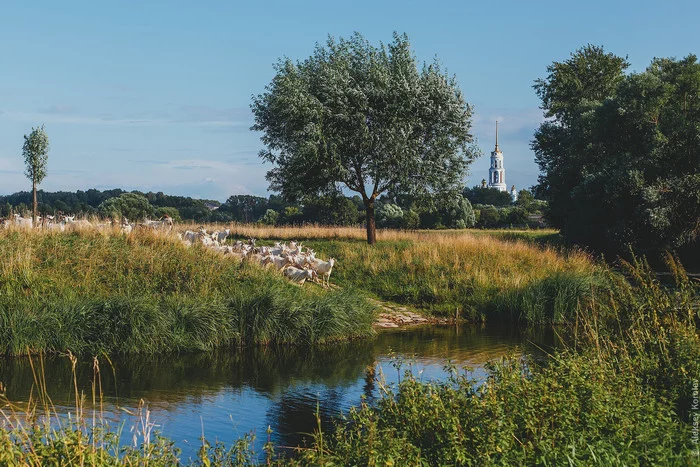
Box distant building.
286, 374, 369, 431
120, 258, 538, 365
204, 202, 220, 211
487, 121, 507, 192
510, 185, 518, 202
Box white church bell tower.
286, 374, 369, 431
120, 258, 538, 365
488, 121, 507, 192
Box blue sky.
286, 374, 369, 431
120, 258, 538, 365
0, 0, 697, 201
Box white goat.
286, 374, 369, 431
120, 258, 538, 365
120, 217, 133, 235
283, 266, 317, 285
309, 258, 336, 286
264, 254, 292, 271
12, 214, 33, 229
213, 229, 230, 244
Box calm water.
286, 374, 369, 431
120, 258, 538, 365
0, 324, 555, 460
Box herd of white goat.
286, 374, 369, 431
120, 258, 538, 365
0, 214, 334, 287
178, 226, 335, 286
0, 213, 174, 234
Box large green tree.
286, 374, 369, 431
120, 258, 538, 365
251, 32, 477, 244
533, 46, 700, 259
22, 125, 50, 226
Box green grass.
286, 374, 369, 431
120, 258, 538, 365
270, 234, 600, 323
1, 255, 697, 465
289, 254, 700, 466
0, 229, 375, 356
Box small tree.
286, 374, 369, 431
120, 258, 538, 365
440, 194, 476, 229
515, 189, 535, 211
402, 209, 420, 230
259, 209, 279, 225
478, 205, 501, 228
376, 203, 404, 228
22, 125, 50, 226
252, 32, 477, 244
98, 193, 155, 221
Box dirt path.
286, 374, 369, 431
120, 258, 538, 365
367, 298, 452, 328
315, 282, 451, 328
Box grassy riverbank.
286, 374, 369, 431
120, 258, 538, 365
0, 229, 375, 356
0, 225, 598, 357
292, 255, 700, 465
219, 224, 599, 322
1, 256, 697, 465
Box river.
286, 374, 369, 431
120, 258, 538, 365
0, 324, 556, 461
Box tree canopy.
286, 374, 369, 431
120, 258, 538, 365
463, 186, 513, 207
251, 32, 478, 243
533, 46, 700, 262
22, 125, 50, 225
98, 193, 155, 221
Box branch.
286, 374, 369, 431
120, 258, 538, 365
352, 160, 368, 199
377, 177, 398, 194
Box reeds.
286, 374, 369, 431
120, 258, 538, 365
0, 352, 276, 466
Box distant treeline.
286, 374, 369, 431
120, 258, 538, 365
0, 186, 546, 229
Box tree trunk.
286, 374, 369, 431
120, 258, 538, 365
32, 179, 37, 228
364, 199, 377, 245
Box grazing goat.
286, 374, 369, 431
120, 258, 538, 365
63, 217, 92, 230
213, 229, 230, 244
120, 217, 133, 235
263, 254, 292, 271
142, 216, 173, 231
283, 266, 317, 285
12, 214, 33, 229
290, 254, 310, 269
309, 258, 336, 286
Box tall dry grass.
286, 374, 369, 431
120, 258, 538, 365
326, 234, 599, 321
183, 222, 559, 244
194, 224, 597, 322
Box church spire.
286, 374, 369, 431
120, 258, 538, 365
495, 120, 499, 152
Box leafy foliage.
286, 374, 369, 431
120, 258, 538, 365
438, 194, 475, 229
252, 32, 477, 243
299, 195, 361, 225
376, 203, 404, 228
533, 47, 700, 260
258, 208, 279, 225
463, 186, 512, 207
22, 125, 50, 187
98, 193, 155, 221
22, 125, 50, 222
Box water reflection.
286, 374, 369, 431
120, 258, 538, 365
0, 324, 556, 460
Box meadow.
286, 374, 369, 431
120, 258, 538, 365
0, 223, 601, 357
219, 223, 599, 322
0, 227, 375, 356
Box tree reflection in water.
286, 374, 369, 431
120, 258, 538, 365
0, 324, 557, 459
